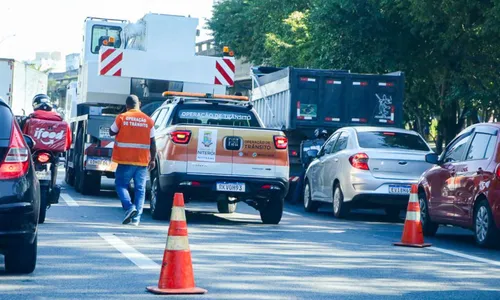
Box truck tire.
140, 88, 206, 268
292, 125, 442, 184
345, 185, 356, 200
5, 235, 37, 274
74, 157, 83, 193
65, 167, 75, 186
260, 196, 284, 224
150, 176, 173, 220
217, 198, 237, 214
81, 172, 101, 195
76, 167, 101, 195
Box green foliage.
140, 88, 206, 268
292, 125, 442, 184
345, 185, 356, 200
209, 0, 500, 150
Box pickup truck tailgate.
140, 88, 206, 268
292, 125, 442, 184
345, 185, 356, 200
186, 126, 233, 175
232, 128, 288, 179
185, 125, 288, 179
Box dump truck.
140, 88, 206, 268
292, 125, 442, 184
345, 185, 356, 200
251, 67, 405, 201
65, 13, 235, 194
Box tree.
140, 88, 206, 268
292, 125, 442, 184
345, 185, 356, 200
209, 0, 500, 152
208, 0, 312, 64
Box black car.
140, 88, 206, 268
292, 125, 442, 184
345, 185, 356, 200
0, 98, 40, 274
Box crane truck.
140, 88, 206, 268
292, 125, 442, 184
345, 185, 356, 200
65, 13, 235, 194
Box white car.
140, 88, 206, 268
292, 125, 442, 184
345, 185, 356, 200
303, 127, 434, 218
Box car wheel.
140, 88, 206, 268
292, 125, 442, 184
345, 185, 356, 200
474, 200, 499, 248
217, 197, 237, 214
333, 183, 350, 218
150, 176, 173, 220
38, 188, 48, 224
260, 196, 284, 224
419, 192, 439, 236
303, 180, 320, 213
385, 207, 401, 220
5, 235, 37, 274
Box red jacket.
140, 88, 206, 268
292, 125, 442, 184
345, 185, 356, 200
23, 110, 72, 152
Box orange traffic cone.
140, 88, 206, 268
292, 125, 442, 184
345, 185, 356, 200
147, 193, 207, 295
394, 184, 431, 248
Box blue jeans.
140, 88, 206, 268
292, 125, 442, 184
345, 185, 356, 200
115, 164, 147, 222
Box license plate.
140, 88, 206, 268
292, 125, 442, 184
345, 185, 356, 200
388, 185, 411, 195
35, 171, 51, 180
99, 126, 111, 139
216, 182, 246, 192
87, 158, 111, 167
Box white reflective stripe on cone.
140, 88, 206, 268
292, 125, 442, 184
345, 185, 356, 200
170, 207, 186, 221
409, 194, 418, 203
115, 142, 150, 149
406, 211, 421, 222
166, 236, 190, 251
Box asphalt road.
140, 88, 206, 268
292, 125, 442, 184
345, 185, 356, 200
1, 172, 499, 300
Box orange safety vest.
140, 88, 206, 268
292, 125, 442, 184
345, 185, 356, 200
111, 109, 154, 167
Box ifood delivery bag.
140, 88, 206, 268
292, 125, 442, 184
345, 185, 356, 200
25, 118, 69, 152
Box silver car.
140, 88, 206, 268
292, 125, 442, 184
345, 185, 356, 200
303, 127, 434, 218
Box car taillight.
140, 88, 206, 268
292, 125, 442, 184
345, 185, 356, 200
349, 153, 369, 170
274, 136, 288, 149
0, 124, 29, 180
495, 164, 500, 179
170, 130, 191, 144
37, 152, 51, 164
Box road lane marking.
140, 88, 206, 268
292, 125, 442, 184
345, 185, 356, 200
99, 233, 160, 270
429, 246, 500, 267
60, 193, 79, 207
283, 211, 301, 217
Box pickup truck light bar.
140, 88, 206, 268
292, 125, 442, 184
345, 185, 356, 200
162, 91, 249, 101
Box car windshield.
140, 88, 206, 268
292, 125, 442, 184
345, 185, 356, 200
357, 131, 430, 151
173, 107, 260, 127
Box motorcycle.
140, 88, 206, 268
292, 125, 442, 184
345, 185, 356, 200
32, 149, 61, 223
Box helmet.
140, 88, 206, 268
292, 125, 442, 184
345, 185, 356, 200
32, 94, 52, 111
314, 128, 328, 139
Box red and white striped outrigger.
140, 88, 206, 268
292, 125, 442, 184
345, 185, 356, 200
98, 47, 235, 88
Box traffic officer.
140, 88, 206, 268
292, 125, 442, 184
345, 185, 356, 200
109, 95, 156, 226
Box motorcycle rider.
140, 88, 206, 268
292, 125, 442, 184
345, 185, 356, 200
21, 94, 72, 221
22, 94, 64, 125
22, 94, 72, 147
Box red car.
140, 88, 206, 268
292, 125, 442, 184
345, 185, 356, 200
419, 123, 500, 247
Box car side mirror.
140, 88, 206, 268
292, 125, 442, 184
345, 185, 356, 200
307, 149, 319, 158
23, 135, 36, 150
425, 153, 439, 165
